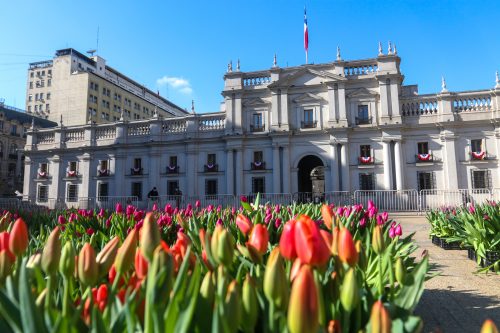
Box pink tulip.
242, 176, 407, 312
265, 214, 272, 224
58, 215, 66, 225
376, 215, 384, 225
240, 196, 248, 203
115, 203, 123, 214
359, 217, 366, 228
152, 203, 158, 211
336, 207, 345, 216
97, 208, 105, 218
275, 218, 282, 228
395, 224, 402, 236
468, 204, 475, 214
381, 212, 389, 222
126, 205, 135, 216
86, 228, 95, 235
388, 227, 396, 239
274, 205, 280, 214
195, 200, 201, 208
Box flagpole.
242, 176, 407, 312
306, 51, 308, 65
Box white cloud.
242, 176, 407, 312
156, 76, 193, 95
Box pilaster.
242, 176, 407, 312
226, 149, 234, 194
440, 129, 459, 190
382, 140, 394, 190
394, 140, 404, 190
272, 144, 281, 193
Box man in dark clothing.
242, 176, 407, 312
148, 187, 159, 199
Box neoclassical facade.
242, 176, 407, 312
23, 47, 500, 208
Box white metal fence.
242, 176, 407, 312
3, 189, 500, 212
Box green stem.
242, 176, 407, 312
378, 255, 384, 297
388, 258, 395, 301
44, 274, 53, 309
268, 302, 275, 333
342, 309, 351, 333
62, 277, 71, 317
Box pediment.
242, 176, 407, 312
242, 97, 270, 107
268, 67, 346, 89
292, 92, 325, 103
346, 87, 379, 98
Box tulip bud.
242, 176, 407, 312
321, 204, 334, 230
338, 228, 358, 266
211, 225, 234, 267
355, 240, 367, 271
369, 300, 392, 333
140, 212, 161, 261
395, 257, 406, 285
26, 253, 41, 269
328, 319, 341, 333
264, 248, 289, 310
78, 243, 98, 287
96, 236, 120, 278
340, 268, 359, 312
481, 319, 499, 333
331, 227, 339, 256
241, 275, 258, 332
372, 225, 385, 255
147, 246, 174, 304
9, 218, 28, 256
41, 227, 62, 275
248, 224, 269, 254
59, 241, 75, 279
279, 220, 297, 260
236, 214, 252, 236
0, 231, 9, 251
0, 250, 15, 283
200, 270, 215, 305
294, 215, 331, 266
115, 229, 138, 276
287, 265, 319, 333
224, 280, 241, 333
135, 248, 148, 279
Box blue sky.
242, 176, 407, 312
0, 0, 498, 113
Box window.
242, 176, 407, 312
46, 104, 50, 112
168, 180, 179, 195
39, 104, 43, 111
252, 177, 265, 194
39, 163, 48, 173
254, 151, 263, 162
11, 125, 17, 135
169, 155, 177, 166
29, 82, 33, 89
100, 160, 108, 170
48, 69, 52, 76
28, 106, 31, 112
417, 172, 435, 191
417, 142, 429, 155
207, 153, 216, 165
47, 93, 51, 100
34, 105, 38, 112
357, 105, 370, 124
471, 170, 491, 189
41, 70, 45, 76
47, 79, 51, 87
35, 93, 39, 101
67, 184, 79, 202
28, 94, 33, 101
360, 145, 371, 157
40, 80, 44, 87
303, 109, 314, 127
205, 179, 218, 195
98, 183, 109, 199
131, 182, 142, 200
94, 83, 98, 91
134, 158, 142, 169
252, 113, 263, 131
37, 185, 48, 202
68, 161, 77, 172
471, 139, 482, 153
359, 173, 375, 190
30, 72, 34, 78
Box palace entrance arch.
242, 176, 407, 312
297, 155, 325, 202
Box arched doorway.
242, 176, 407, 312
297, 155, 324, 202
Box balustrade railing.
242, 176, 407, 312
243, 75, 271, 86
401, 97, 439, 116
198, 115, 225, 131
453, 93, 492, 113
95, 126, 116, 140
127, 123, 150, 136
37, 132, 55, 144
65, 129, 85, 142
344, 63, 378, 76
162, 119, 187, 134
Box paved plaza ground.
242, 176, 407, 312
393, 214, 500, 333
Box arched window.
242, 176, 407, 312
10, 144, 17, 155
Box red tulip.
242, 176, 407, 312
0, 232, 9, 252
369, 300, 392, 333
236, 214, 252, 236
134, 249, 148, 279
294, 215, 330, 266
287, 265, 319, 333
338, 228, 358, 266
279, 219, 297, 260
321, 204, 334, 230
248, 224, 269, 254
9, 218, 28, 256
320, 230, 333, 252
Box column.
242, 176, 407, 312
15, 151, 22, 177
186, 151, 196, 196
234, 94, 242, 134
330, 143, 339, 191
79, 153, 91, 202
340, 144, 350, 191
49, 155, 62, 207
235, 149, 244, 195
382, 141, 393, 190
271, 91, 279, 128
273, 145, 281, 193
442, 132, 459, 190
23, 157, 34, 200
337, 84, 348, 126
280, 90, 289, 130
113, 154, 126, 196
327, 85, 337, 124
226, 149, 234, 194
282, 146, 291, 193
495, 130, 500, 187
394, 141, 404, 190
148, 152, 161, 194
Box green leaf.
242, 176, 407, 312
19, 260, 48, 333
91, 306, 109, 333
174, 264, 202, 333
394, 256, 429, 311
0, 289, 22, 333
241, 201, 253, 213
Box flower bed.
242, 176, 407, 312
0, 198, 430, 332
427, 203, 500, 272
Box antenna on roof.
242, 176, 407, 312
87, 49, 97, 57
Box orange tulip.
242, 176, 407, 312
289, 258, 302, 282
327, 319, 341, 333
78, 243, 98, 287
9, 218, 28, 256
140, 212, 161, 261
0, 232, 9, 252
372, 225, 385, 255
369, 300, 392, 333
279, 219, 297, 260
321, 204, 334, 230
115, 229, 137, 276
0, 249, 15, 282
134, 248, 148, 279
248, 224, 269, 254
481, 319, 499, 333
320, 230, 333, 252
236, 214, 253, 236
287, 265, 319, 333
331, 227, 340, 256
294, 215, 330, 266
338, 228, 358, 266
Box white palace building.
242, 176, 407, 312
21, 45, 500, 210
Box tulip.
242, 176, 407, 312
195, 200, 201, 208
224, 280, 241, 333
140, 213, 161, 261
97, 208, 105, 218
395, 257, 406, 285
320, 230, 333, 253
264, 248, 289, 310
96, 236, 120, 278
135, 249, 148, 279
248, 224, 269, 254
9, 218, 28, 256
481, 319, 499, 333
240, 195, 248, 203
287, 265, 319, 333
26, 253, 41, 269
331, 227, 340, 256
394, 224, 402, 237
115, 203, 123, 214
241, 275, 258, 332
115, 229, 138, 277
78, 243, 98, 287
196, 270, 215, 329
41, 227, 62, 275
321, 204, 334, 230
279, 219, 297, 260
0, 250, 15, 283
369, 300, 392, 333
58, 215, 66, 225
59, 241, 76, 279
372, 225, 385, 255
0, 232, 9, 251
289, 258, 302, 282
328, 319, 341, 333
294, 215, 330, 266
126, 205, 135, 216
96, 284, 108, 311
388, 227, 396, 239
340, 268, 359, 312
211, 225, 234, 267
338, 228, 358, 266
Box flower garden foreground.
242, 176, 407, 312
0, 199, 497, 333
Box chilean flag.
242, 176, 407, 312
304, 7, 309, 62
